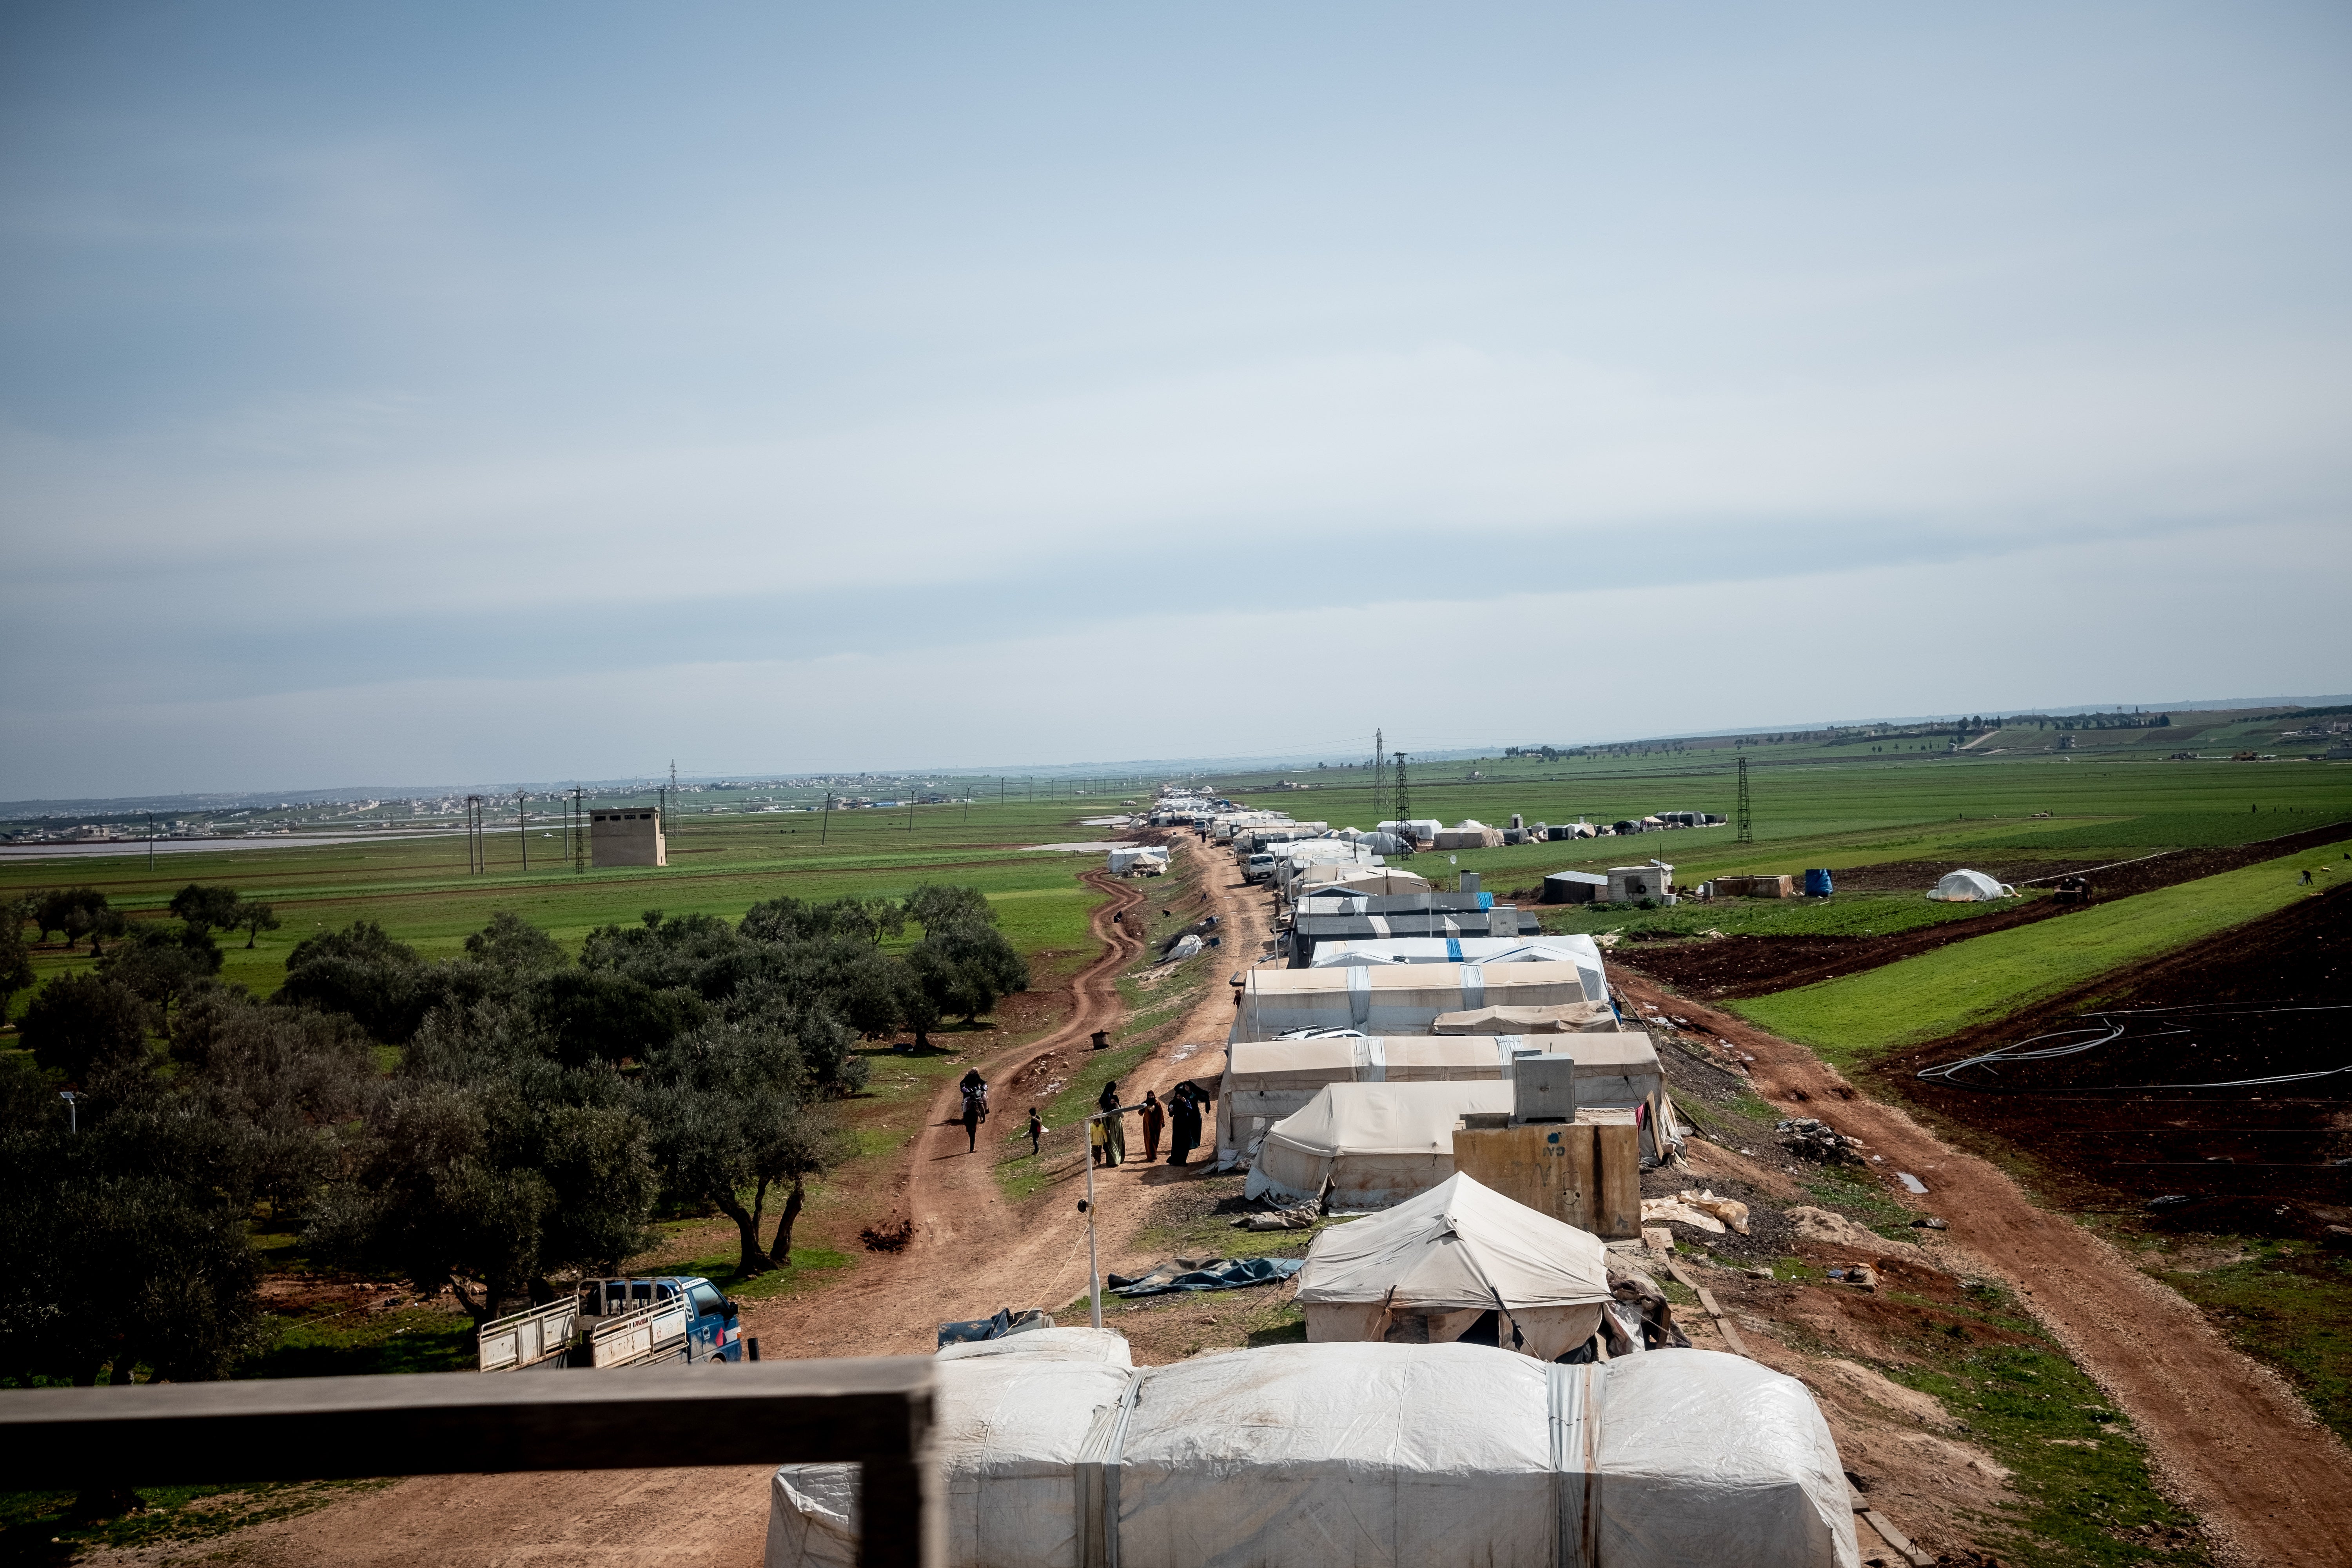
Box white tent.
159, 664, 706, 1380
1220, 1034, 1673, 1171
1432, 1001, 1617, 1033
1927, 867, 2014, 901
1106, 845, 1169, 875
1235, 960, 1592, 1041
1308, 934, 1603, 985
1297, 1172, 1611, 1358
1245, 1080, 1512, 1207
766, 1336, 1859, 1568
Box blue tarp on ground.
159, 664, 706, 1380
1107, 1257, 1304, 1298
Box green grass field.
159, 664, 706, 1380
1729, 840, 2352, 1064
0, 795, 1128, 1019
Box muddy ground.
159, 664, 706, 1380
1616, 820, 2352, 1001
1874, 884, 2352, 1233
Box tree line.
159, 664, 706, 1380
0, 882, 1025, 1387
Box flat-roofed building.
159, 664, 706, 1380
591, 806, 666, 867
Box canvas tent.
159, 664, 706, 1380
765, 1335, 1858, 1568
1245, 1080, 1512, 1207
1234, 960, 1590, 1042
1296, 1172, 1611, 1358
1106, 845, 1169, 875
1927, 868, 2014, 901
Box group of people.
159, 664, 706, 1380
1089, 1077, 1203, 1167
958, 1066, 1206, 1168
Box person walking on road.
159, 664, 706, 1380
1027, 1106, 1044, 1157
1167, 1081, 1203, 1167
1140, 1090, 1166, 1162
1098, 1079, 1127, 1165
959, 1069, 989, 1154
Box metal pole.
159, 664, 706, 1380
1083, 1120, 1103, 1330
822, 792, 833, 844
148, 812, 154, 870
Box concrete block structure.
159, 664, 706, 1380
591, 806, 666, 867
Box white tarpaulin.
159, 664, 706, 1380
1106, 846, 1169, 875
1310, 934, 1604, 986
1432, 1001, 1619, 1033
767, 1338, 1858, 1568
1298, 1173, 1611, 1358
1215, 1034, 1663, 1167
1926, 868, 2014, 901
1236, 960, 1591, 1042
1245, 1080, 1512, 1207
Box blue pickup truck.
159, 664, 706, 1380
478, 1275, 744, 1372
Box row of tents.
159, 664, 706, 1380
767, 1174, 1859, 1565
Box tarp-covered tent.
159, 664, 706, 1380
1105, 845, 1169, 875
1308, 934, 1603, 982
1235, 960, 1591, 1042
1432, 1001, 1618, 1033
1297, 1172, 1611, 1357
1219, 1036, 1561, 1167
1294, 866, 1433, 896
1245, 1080, 1512, 1207
1217, 1033, 1670, 1168
1927, 868, 2014, 901
766, 1336, 1858, 1568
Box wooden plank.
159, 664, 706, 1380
1663, 1258, 1750, 1357
0, 1359, 931, 1483
1860, 1508, 1935, 1568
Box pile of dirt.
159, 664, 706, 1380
1620, 820, 2352, 1000
1877, 885, 2351, 1232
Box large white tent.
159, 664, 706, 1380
1245, 1080, 1512, 1207
1297, 1172, 1612, 1358
766, 1334, 1858, 1568
1926, 868, 2014, 901
1214, 1033, 1665, 1167
1234, 960, 1592, 1041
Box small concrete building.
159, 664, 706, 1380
591, 806, 666, 867
1605, 862, 1672, 902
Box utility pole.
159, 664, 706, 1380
1736, 756, 1753, 845
465, 795, 486, 874
572, 787, 587, 871
1393, 753, 1410, 826
907, 795, 916, 833
1372, 729, 1386, 824
519, 792, 528, 870
148, 812, 155, 871
821, 791, 833, 844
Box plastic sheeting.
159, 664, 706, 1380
1245, 1080, 1512, 1207
1235, 960, 1591, 1042
766, 1339, 1858, 1568
1433, 1001, 1619, 1033
1215, 1034, 1660, 1168
1309, 934, 1602, 979
1927, 868, 2014, 901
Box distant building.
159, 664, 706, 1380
591, 807, 666, 867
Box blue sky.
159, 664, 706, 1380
4, 2, 2347, 796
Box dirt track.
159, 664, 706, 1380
190, 849, 1263, 1568
1615, 969, 2352, 1568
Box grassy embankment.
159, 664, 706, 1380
1728, 842, 2352, 1067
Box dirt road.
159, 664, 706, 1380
1615, 971, 2352, 1568
192, 851, 1257, 1568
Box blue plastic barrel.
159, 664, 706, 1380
1804, 868, 1834, 897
